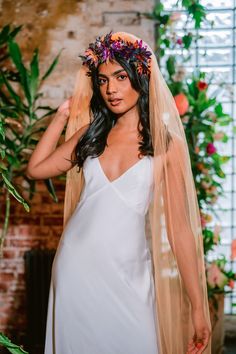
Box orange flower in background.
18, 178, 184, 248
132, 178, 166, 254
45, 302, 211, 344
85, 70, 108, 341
208, 185, 217, 193
213, 131, 225, 141
200, 212, 212, 228
207, 263, 228, 289
174, 93, 189, 115
196, 162, 204, 171
197, 162, 210, 175
207, 111, 217, 122
228, 279, 235, 289
205, 213, 212, 223
169, 12, 182, 23
202, 167, 210, 175
231, 239, 236, 260
213, 224, 221, 245
201, 180, 211, 189
197, 81, 208, 91
209, 195, 218, 204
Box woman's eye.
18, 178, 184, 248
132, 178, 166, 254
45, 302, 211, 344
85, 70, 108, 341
117, 74, 127, 80
98, 78, 107, 85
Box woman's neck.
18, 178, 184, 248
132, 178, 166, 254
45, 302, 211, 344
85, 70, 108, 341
114, 105, 140, 132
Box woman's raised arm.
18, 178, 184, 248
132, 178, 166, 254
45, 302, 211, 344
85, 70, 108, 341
26, 98, 89, 179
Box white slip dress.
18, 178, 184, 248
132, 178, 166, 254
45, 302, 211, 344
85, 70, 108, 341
44, 154, 159, 354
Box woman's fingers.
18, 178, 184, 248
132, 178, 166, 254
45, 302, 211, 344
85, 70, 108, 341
198, 326, 211, 353
187, 331, 211, 354
57, 97, 73, 116
187, 338, 198, 353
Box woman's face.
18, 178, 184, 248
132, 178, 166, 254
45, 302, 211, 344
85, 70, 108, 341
97, 60, 139, 115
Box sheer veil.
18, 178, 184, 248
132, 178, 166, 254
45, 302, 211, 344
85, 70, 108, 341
63, 32, 212, 354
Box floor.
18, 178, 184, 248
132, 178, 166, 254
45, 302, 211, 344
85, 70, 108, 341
223, 315, 236, 353
223, 337, 236, 353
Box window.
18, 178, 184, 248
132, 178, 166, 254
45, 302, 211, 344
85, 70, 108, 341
160, 0, 236, 314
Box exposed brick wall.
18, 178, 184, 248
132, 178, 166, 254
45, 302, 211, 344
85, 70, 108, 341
0, 178, 65, 346
0, 0, 154, 348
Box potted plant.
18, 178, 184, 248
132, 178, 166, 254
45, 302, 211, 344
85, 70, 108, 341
0, 23, 62, 353
0, 24, 62, 257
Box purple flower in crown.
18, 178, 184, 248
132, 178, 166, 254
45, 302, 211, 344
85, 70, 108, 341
79, 31, 152, 76
111, 41, 122, 51
102, 47, 110, 62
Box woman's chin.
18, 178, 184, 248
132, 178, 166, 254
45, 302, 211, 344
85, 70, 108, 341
108, 106, 127, 114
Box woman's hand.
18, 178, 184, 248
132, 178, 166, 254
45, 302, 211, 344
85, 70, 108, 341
55, 96, 73, 123
186, 308, 212, 353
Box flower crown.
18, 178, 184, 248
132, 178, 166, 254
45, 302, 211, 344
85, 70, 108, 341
79, 32, 152, 77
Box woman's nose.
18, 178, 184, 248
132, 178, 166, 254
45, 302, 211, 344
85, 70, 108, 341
106, 79, 117, 94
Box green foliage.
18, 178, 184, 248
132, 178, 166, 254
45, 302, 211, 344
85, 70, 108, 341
0, 24, 61, 256
0, 332, 28, 353
145, 2, 236, 297
145, 0, 212, 62
166, 56, 176, 77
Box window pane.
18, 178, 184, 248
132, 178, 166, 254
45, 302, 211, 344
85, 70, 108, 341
161, 1, 236, 314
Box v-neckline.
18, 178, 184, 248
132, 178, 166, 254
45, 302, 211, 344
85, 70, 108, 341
96, 156, 148, 184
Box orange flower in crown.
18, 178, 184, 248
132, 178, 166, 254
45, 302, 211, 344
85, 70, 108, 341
79, 31, 152, 77
83, 48, 99, 67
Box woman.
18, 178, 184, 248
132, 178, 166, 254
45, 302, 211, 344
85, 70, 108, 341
26, 32, 212, 354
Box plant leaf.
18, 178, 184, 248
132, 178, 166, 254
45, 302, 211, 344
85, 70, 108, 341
1, 173, 30, 212
8, 39, 32, 105
41, 49, 63, 81
0, 332, 28, 353
0, 71, 22, 106
166, 55, 176, 76
29, 48, 39, 100
9, 25, 23, 40
44, 178, 58, 202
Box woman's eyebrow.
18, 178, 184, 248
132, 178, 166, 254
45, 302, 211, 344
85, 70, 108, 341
98, 69, 126, 78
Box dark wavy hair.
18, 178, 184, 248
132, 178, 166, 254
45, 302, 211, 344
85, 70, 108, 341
73, 53, 154, 172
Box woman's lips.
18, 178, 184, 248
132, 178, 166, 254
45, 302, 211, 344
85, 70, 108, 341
109, 99, 122, 106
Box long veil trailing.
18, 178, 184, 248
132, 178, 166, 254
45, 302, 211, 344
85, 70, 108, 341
63, 32, 211, 354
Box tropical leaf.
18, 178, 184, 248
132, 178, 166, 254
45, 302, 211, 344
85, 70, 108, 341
0, 24, 22, 45
44, 178, 58, 202
29, 48, 39, 100
219, 156, 231, 164
9, 25, 22, 40
214, 103, 224, 116
0, 117, 5, 138
0, 332, 28, 354
0, 107, 19, 119
0, 24, 61, 255
8, 40, 32, 105
182, 34, 192, 49
218, 117, 233, 126
0, 25, 10, 44
1, 173, 30, 212
41, 48, 63, 81
0, 71, 22, 106
0, 150, 5, 159
166, 55, 176, 77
